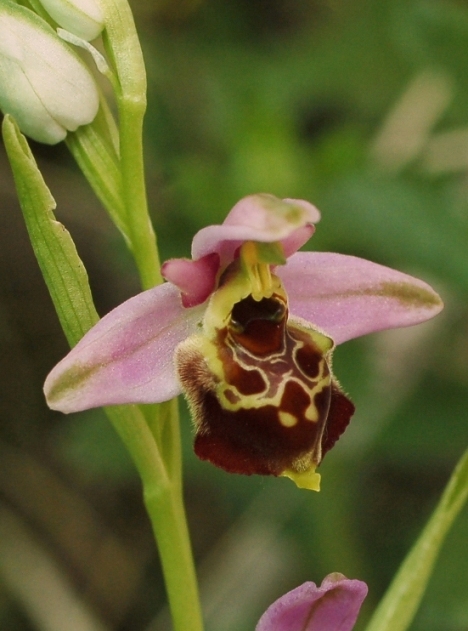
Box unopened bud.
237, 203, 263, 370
0, 1, 100, 144
38, 0, 104, 42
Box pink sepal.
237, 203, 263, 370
279, 252, 443, 344
44, 283, 204, 412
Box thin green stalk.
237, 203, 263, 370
96, 3, 202, 626
97, 0, 203, 631
143, 399, 183, 487
118, 99, 161, 289
106, 406, 168, 486
100, 3, 201, 621
145, 483, 204, 631
100, 0, 162, 290
364, 447, 468, 631
107, 404, 203, 631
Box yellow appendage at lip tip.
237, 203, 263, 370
281, 468, 321, 491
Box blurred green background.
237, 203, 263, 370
1, 0, 468, 629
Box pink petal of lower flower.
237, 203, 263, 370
161, 252, 220, 307
278, 252, 443, 344
44, 283, 204, 412
256, 573, 368, 631
191, 194, 320, 264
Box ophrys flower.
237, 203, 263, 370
44, 194, 443, 489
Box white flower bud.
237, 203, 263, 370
0, 1, 99, 144
38, 0, 104, 42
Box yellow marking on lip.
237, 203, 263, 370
278, 410, 297, 427
278, 411, 298, 427
305, 404, 319, 422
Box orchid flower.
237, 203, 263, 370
44, 194, 443, 490
256, 573, 368, 631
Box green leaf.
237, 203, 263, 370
364, 446, 468, 631
2, 114, 99, 346
2, 113, 173, 493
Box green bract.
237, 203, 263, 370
0, 0, 99, 144
38, 0, 104, 41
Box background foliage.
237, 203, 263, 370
0, 0, 467, 629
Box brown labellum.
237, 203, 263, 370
176, 293, 354, 479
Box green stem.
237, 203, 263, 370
57, 0, 198, 622
100, 0, 162, 290
118, 98, 161, 289
93, 5, 201, 627
107, 404, 204, 631
106, 405, 168, 486
143, 399, 183, 486
145, 483, 203, 631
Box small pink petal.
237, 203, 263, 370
279, 252, 443, 344
191, 194, 320, 264
280, 224, 315, 258
44, 283, 204, 412
162, 252, 220, 308
223, 195, 320, 228
256, 573, 368, 631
